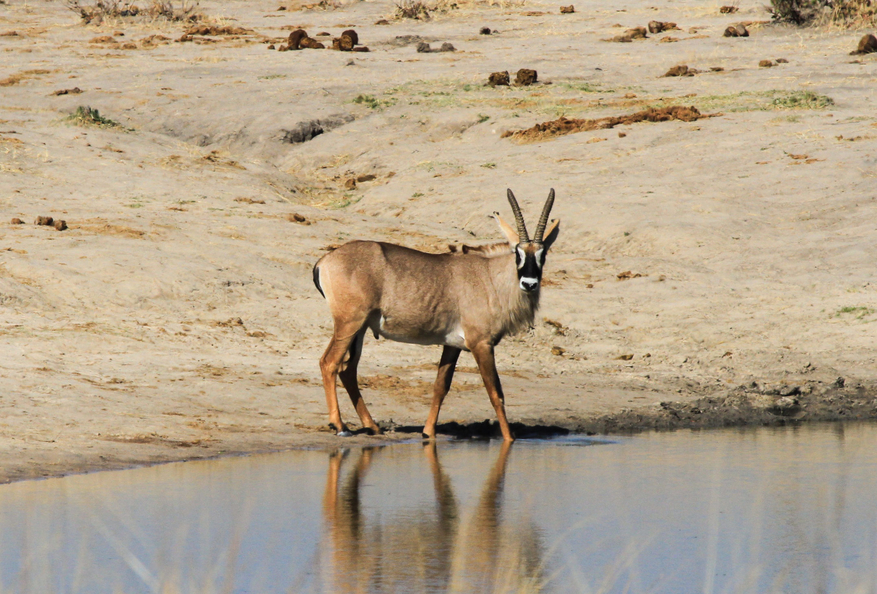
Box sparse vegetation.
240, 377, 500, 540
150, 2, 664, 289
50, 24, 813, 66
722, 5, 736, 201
395, 0, 432, 19
834, 306, 876, 320
66, 0, 202, 24
770, 90, 834, 109
66, 105, 126, 129
768, 0, 875, 26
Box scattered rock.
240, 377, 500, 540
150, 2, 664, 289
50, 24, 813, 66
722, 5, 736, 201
759, 59, 773, 67
618, 132, 627, 137
487, 71, 510, 86
850, 33, 877, 55
515, 68, 538, 86
723, 23, 748, 37
34, 216, 54, 226
662, 64, 698, 77
416, 41, 431, 53
648, 20, 678, 33
720, 5, 738, 12
356, 173, 377, 182
344, 178, 356, 190
616, 354, 634, 361
480, 26, 492, 34
10, 218, 24, 225
54, 220, 68, 231
617, 270, 643, 280
89, 35, 117, 44
267, 43, 276, 50
375, 19, 389, 25
710, 66, 725, 71
551, 346, 566, 356
352, 46, 370, 52
659, 36, 679, 43
560, 5, 575, 13
776, 57, 788, 63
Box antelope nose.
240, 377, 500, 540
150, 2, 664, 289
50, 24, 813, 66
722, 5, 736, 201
520, 277, 539, 292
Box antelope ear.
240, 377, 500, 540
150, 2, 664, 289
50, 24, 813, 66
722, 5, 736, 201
492, 212, 519, 248
542, 219, 560, 250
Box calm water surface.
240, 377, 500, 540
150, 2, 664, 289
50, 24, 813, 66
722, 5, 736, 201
1, 422, 876, 593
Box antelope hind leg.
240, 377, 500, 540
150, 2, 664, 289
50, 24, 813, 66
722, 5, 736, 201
320, 323, 363, 436
338, 327, 381, 435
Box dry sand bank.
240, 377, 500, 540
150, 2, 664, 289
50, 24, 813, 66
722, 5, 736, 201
1, 0, 876, 482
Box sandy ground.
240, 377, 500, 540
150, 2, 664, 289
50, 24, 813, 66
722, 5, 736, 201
1, 0, 876, 483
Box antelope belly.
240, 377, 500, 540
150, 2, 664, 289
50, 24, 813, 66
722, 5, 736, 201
376, 316, 467, 350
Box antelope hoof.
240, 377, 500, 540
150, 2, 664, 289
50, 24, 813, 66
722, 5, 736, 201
366, 426, 383, 436
337, 430, 353, 437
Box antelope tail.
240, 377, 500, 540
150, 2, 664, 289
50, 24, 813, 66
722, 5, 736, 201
313, 264, 326, 298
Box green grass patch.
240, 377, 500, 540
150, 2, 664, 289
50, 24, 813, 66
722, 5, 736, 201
66, 105, 127, 129
656, 90, 834, 113
833, 306, 876, 320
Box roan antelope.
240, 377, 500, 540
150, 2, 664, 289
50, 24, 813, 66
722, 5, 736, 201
312, 189, 560, 441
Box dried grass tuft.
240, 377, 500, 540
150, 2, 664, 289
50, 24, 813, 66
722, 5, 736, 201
66, 0, 203, 24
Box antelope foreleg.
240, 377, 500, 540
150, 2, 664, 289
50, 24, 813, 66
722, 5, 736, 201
470, 342, 515, 442
423, 346, 461, 439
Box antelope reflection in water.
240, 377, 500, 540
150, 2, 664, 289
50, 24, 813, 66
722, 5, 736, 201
320, 442, 545, 593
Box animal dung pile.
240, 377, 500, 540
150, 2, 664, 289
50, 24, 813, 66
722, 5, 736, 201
279, 28, 367, 51
850, 33, 877, 55
723, 23, 749, 37
33, 216, 67, 230
485, 68, 537, 86
502, 106, 717, 142
606, 26, 648, 42
515, 68, 538, 85
416, 41, 456, 53
648, 20, 679, 33
487, 71, 510, 86
662, 64, 699, 77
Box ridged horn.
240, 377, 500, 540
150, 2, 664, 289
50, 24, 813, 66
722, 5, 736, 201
533, 188, 555, 242
506, 189, 529, 242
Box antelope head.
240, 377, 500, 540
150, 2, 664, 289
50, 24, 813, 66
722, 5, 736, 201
493, 189, 561, 293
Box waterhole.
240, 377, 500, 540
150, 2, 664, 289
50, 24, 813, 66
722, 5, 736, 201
1, 422, 875, 593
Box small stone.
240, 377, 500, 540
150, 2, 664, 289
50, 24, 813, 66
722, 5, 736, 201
356, 173, 377, 183
560, 5, 574, 13
11, 218, 24, 225
551, 346, 566, 356
54, 220, 67, 231
35, 216, 54, 226
299, 37, 325, 49
344, 178, 356, 190
439, 42, 455, 52
775, 57, 788, 63
375, 19, 389, 25
515, 68, 538, 86
267, 43, 276, 50
719, 5, 738, 12
759, 59, 773, 67
416, 41, 432, 53
480, 26, 492, 34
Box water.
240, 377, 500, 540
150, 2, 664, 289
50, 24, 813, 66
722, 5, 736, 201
1, 422, 876, 594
